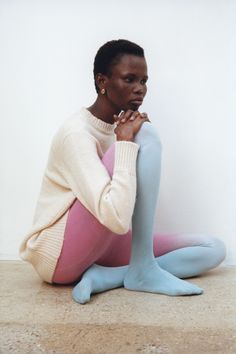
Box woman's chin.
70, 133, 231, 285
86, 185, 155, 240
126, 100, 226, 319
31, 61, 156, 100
128, 102, 142, 110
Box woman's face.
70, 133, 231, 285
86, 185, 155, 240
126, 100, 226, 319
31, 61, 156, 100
102, 54, 148, 111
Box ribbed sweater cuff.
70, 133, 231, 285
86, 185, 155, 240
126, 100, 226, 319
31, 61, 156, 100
114, 141, 139, 176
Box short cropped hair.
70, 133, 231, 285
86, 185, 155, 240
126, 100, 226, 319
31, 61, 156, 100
93, 39, 145, 93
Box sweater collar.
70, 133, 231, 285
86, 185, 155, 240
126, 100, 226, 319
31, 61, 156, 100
80, 107, 116, 134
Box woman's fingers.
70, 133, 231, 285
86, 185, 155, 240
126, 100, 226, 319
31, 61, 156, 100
131, 112, 150, 123
120, 110, 134, 123
141, 112, 150, 122
114, 110, 148, 125
113, 115, 119, 125
114, 111, 150, 127
129, 111, 140, 121
113, 111, 126, 125
114, 111, 151, 141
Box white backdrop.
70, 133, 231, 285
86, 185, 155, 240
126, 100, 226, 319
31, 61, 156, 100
0, 0, 235, 264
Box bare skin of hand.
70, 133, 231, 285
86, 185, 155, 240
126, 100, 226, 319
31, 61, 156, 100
114, 110, 150, 142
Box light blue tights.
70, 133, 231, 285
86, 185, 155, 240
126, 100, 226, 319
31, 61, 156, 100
72, 122, 226, 304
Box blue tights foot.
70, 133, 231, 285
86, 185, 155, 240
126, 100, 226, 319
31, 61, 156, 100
123, 260, 203, 296
72, 258, 203, 304
72, 264, 126, 304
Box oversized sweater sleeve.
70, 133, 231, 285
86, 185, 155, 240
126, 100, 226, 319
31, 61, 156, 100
61, 132, 139, 234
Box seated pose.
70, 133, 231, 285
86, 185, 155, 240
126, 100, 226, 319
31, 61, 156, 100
19, 39, 226, 304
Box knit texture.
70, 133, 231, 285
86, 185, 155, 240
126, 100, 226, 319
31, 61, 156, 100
19, 107, 139, 283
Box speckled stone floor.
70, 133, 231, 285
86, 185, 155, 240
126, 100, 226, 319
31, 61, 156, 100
0, 261, 235, 354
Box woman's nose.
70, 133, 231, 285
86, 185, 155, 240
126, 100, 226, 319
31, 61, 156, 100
133, 83, 146, 94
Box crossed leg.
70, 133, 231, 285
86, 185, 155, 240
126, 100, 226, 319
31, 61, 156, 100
97, 230, 226, 279
52, 123, 226, 303
72, 231, 225, 304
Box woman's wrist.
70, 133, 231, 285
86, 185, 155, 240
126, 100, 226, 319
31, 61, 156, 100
116, 136, 134, 142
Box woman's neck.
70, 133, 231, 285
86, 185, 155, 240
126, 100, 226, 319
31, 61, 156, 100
87, 96, 121, 125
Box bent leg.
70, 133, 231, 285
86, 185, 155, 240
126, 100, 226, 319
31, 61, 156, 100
123, 122, 203, 295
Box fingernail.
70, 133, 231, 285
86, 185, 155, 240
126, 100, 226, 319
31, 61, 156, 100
121, 119, 126, 122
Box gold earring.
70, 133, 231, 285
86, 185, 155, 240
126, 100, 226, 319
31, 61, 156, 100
101, 88, 106, 95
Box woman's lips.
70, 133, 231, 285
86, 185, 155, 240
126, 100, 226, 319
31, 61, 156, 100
130, 100, 143, 106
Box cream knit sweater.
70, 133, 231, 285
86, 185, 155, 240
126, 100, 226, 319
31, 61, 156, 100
19, 107, 140, 283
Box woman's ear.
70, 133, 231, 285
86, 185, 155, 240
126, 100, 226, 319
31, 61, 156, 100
95, 73, 107, 92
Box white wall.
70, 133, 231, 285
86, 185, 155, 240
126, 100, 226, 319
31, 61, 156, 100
0, 0, 235, 263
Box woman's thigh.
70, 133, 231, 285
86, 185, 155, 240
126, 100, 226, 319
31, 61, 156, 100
52, 143, 120, 284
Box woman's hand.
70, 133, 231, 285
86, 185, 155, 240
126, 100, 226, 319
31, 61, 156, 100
114, 110, 150, 142
114, 110, 149, 125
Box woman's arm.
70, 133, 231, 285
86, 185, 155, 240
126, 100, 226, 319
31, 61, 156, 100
61, 131, 139, 234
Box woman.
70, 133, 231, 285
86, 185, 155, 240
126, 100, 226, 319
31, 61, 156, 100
20, 39, 226, 304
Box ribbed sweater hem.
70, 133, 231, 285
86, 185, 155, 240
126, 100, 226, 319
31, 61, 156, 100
21, 211, 68, 284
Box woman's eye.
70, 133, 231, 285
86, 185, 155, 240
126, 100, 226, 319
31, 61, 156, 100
124, 77, 147, 84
